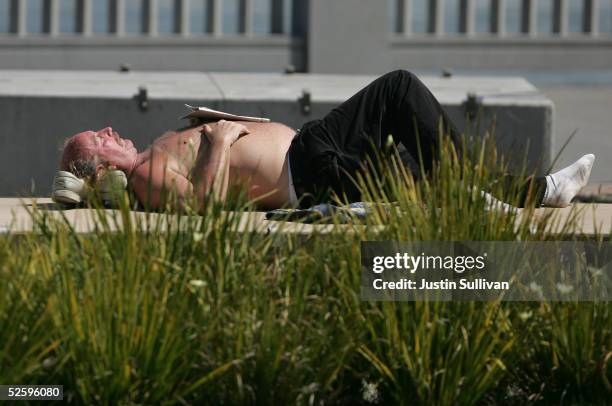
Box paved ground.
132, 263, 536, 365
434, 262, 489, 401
0, 198, 353, 235
540, 84, 612, 185
0, 198, 610, 237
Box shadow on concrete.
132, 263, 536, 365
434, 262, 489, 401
26, 202, 75, 211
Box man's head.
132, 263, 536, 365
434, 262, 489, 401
60, 127, 138, 181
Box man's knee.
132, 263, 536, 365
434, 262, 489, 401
382, 69, 416, 83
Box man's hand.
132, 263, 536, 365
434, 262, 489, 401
202, 120, 250, 146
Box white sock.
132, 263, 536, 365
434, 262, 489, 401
542, 154, 595, 207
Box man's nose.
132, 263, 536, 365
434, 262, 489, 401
97, 127, 113, 136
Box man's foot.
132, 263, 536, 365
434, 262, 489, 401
542, 154, 595, 207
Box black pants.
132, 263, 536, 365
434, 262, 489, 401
288, 70, 547, 208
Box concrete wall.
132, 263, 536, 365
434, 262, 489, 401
0, 70, 553, 196
2, 36, 611, 73
390, 37, 612, 70
306, 0, 389, 74
0, 36, 305, 72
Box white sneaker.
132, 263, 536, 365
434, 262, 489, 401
52, 170, 128, 206
51, 171, 87, 204
98, 170, 128, 206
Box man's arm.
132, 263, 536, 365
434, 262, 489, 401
131, 120, 249, 211
190, 121, 249, 207
190, 133, 231, 204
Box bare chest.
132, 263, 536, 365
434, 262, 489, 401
150, 122, 296, 175
151, 128, 202, 172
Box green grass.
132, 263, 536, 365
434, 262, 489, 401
0, 138, 610, 404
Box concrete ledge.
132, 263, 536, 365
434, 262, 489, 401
0, 198, 364, 235
0, 70, 553, 196
0, 198, 610, 237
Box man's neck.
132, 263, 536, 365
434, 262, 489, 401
126, 149, 153, 178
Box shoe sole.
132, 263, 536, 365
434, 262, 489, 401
52, 189, 82, 204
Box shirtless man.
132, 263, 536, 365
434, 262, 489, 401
56, 70, 595, 210
59, 119, 296, 209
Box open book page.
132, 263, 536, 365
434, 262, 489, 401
180, 105, 271, 123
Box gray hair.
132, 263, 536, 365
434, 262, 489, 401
66, 158, 98, 183
60, 136, 102, 184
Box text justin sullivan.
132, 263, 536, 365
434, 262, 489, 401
373, 278, 509, 290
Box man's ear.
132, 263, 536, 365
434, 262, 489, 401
95, 163, 105, 177
95, 164, 117, 179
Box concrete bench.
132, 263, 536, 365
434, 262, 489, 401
0, 198, 608, 238
0, 70, 553, 196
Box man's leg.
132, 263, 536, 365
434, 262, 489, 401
289, 70, 463, 205
289, 70, 591, 207
491, 174, 548, 207
315, 69, 462, 175
488, 154, 594, 208
310, 70, 597, 208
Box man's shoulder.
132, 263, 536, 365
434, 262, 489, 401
132, 148, 189, 180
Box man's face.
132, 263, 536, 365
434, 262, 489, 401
75, 127, 138, 170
